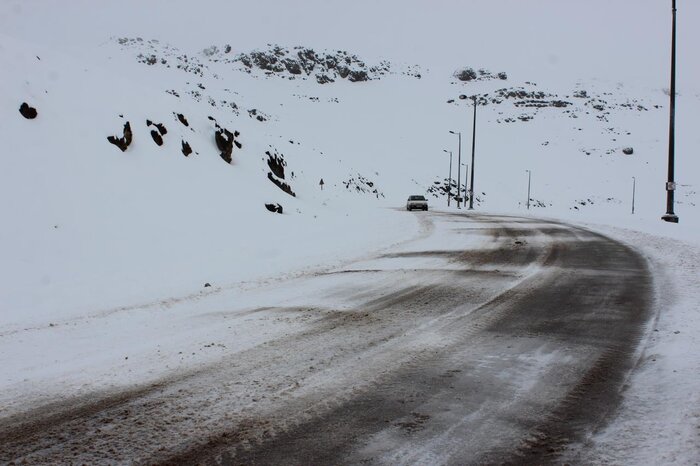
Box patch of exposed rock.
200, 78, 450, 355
453, 67, 507, 82
226, 44, 417, 83
107, 121, 133, 152
265, 203, 283, 214
343, 174, 384, 198
19, 102, 38, 119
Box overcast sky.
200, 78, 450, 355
1, 0, 698, 89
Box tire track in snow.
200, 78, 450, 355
0, 214, 652, 465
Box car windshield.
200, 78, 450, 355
409, 196, 426, 201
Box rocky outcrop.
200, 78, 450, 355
19, 102, 38, 119
266, 150, 286, 179
107, 121, 133, 152
265, 203, 283, 214
150, 130, 163, 146
176, 113, 189, 126
248, 108, 268, 122
214, 126, 241, 164
147, 120, 167, 146
343, 174, 384, 198
181, 140, 192, 157
454, 68, 507, 82
267, 172, 295, 197
147, 120, 168, 135
233, 45, 399, 83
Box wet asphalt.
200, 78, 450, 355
0, 213, 653, 465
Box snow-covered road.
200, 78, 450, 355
0, 212, 654, 464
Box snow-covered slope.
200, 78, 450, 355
1, 1, 699, 334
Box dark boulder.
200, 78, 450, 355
215, 127, 234, 163
181, 140, 192, 156
150, 130, 163, 146
265, 203, 283, 214
19, 102, 38, 119
176, 113, 189, 126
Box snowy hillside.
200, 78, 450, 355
1, 1, 699, 330
2, 1, 699, 327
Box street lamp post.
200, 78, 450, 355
449, 131, 462, 208
459, 94, 478, 210
632, 176, 636, 214
463, 163, 469, 204
443, 149, 453, 207
662, 0, 679, 223
526, 170, 531, 210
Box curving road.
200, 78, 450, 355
0, 212, 653, 465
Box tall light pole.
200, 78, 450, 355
632, 176, 636, 214
662, 0, 679, 223
526, 170, 531, 210
443, 149, 453, 207
459, 94, 478, 210
449, 130, 462, 208
463, 163, 469, 204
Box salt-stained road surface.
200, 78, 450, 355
0, 212, 653, 465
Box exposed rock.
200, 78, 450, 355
19, 102, 38, 119
267, 172, 296, 197
155, 123, 167, 135
454, 68, 477, 81
147, 119, 168, 140
215, 128, 234, 163
232, 45, 405, 83
176, 113, 189, 126
266, 150, 286, 179
427, 178, 459, 200
316, 74, 334, 84
284, 59, 303, 74
181, 140, 192, 156
454, 68, 507, 83
247, 108, 269, 122
213, 125, 241, 164
348, 70, 369, 82
343, 174, 384, 198
107, 121, 133, 152
150, 130, 163, 146
265, 203, 283, 214
622, 147, 634, 155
